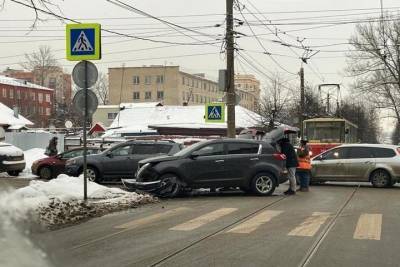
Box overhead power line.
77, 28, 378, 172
9, 0, 221, 46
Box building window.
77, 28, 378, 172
46, 108, 51, 116
45, 94, 51, 103
107, 112, 118, 120
182, 92, 185, 100
186, 78, 190, 86
2, 88, 6, 98
191, 79, 194, 87
49, 77, 56, 89
156, 75, 164, 84
203, 83, 206, 90
145, 91, 152, 100
133, 92, 140, 100
9, 89, 13, 99
195, 80, 199, 88
157, 91, 164, 100
182, 77, 185, 85
145, 76, 152, 85
195, 95, 199, 103
16, 90, 21, 100
38, 93, 43, 103
31, 92, 36, 101
132, 76, 140, 85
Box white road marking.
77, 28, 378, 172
115, 207, 190, 229
227, 210, 283, 234
353, 213, 382, 240
170, 208, 237, 231
288, 212, 331, 237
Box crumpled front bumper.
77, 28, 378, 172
122, 179, 162, 192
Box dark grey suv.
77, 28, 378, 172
65, 140, 182, 182
123, 139, 288, 197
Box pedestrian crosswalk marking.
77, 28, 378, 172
72, 31, 94, 52
353, 213, 382, 240
227, 210, 283, 234
114, 207, 190, 229
288, 212, 331, 237
170, 208, 237, 231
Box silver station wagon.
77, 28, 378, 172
311, 144, 400, 187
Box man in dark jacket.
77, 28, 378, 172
278, 137, 299, 195
45, 137, 58, 156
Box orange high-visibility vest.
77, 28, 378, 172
297, 147, 311, 170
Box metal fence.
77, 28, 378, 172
5, 132, 65, 152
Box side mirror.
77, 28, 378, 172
316, 155, 324, 161
106, 152, 114, 158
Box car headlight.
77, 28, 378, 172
136, 162, 151, 178
66, 159, 77, 165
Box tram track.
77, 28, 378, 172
149, 185, 360, 267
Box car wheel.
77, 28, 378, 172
157, 173, 182, 198
39, 167, 52, 180
7, 170, 21, 177
370, 169, 391, 188
251, 172, 276, 196
85, 167, 99, 182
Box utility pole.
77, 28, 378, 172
299, 67, 305, 138
226, 0, 236, 138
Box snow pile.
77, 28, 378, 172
0, 175, 156, 228
21, 148, 47, 176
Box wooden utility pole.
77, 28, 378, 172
299, 67, 305, 138
226, 0, 235, 138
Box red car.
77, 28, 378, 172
31, 147, 101, 179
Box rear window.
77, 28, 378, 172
371, 147, 396, 158
133, 144, 171, 154
227, 142, 259, 154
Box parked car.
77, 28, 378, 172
0, 142, 25, 176
122, 139, 288, 197
31, 147, 102, 179
65, 140, 183, 182
311, 144, 400, 187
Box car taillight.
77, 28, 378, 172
273, 153, 286, 161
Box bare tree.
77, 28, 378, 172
92, 72, 109, 105
257, 73, 295, 129
21, 45, 59, 86
347, 15, 400, 125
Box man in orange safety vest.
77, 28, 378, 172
296, 139, 312, 192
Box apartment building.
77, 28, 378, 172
0, 75, 54, 127
235, 74, 261, 112
108, 66, 223, 106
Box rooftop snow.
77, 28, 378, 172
0, 75, 53, 91
105, 105, 263, 135
0, 102, 33, 126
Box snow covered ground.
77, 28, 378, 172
0, 174, 156, 228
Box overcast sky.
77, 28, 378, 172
0, 0, 399, 132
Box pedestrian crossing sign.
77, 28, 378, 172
66, 23, 101, 61
205, 103, 225, 123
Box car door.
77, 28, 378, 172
102, 144, 133, 177
343, 147, 375, 181
180, 142, 228, 187
312, 147, 350, 181
224, 142, 260, 184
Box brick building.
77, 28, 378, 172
2, 67, 72, 105
0, 75, 54, 127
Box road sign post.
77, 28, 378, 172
67, 23, 101, 201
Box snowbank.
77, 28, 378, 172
0, 174, 156, 228
21, 148, 46, 177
